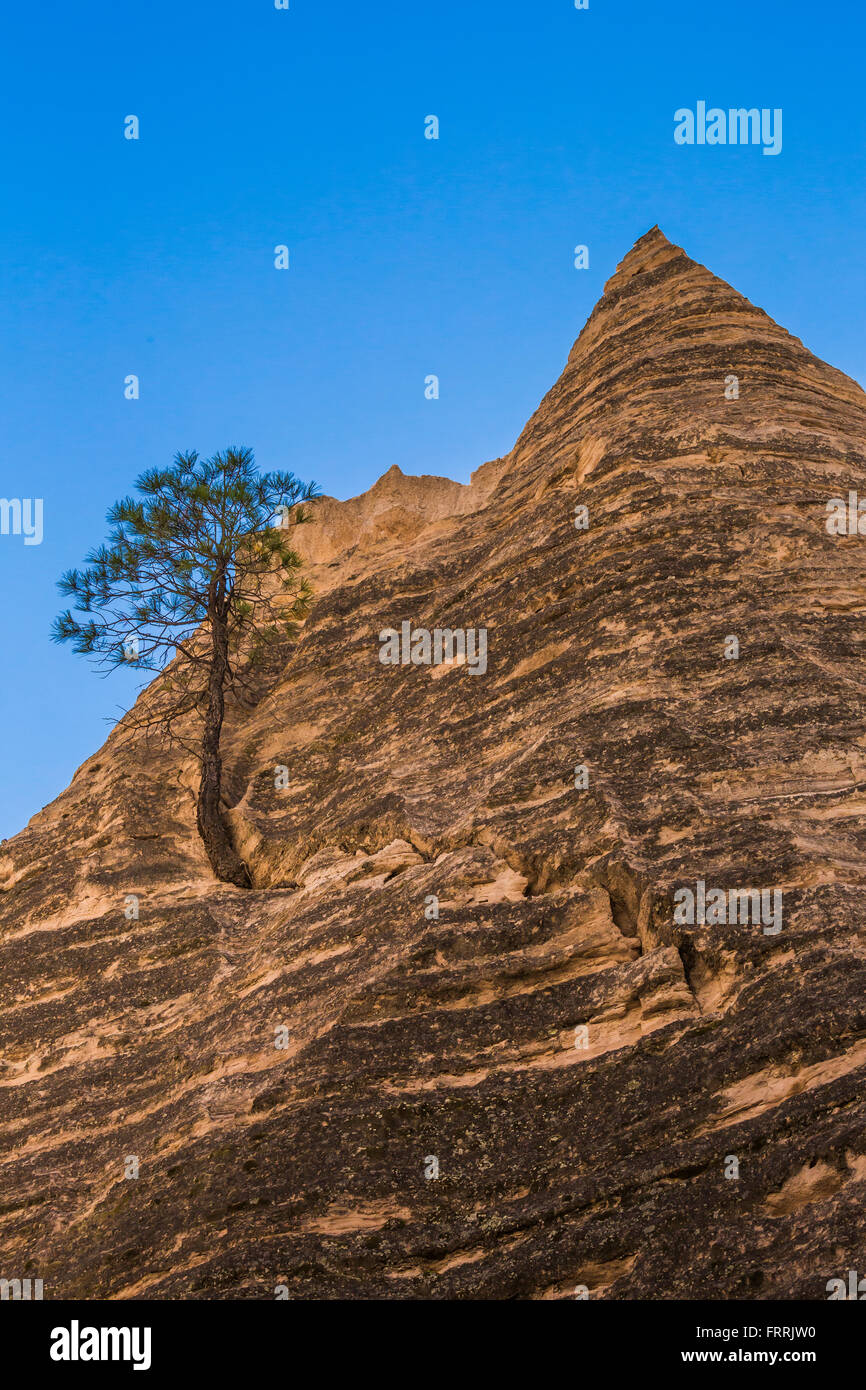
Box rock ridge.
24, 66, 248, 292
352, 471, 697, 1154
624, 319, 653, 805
3, 229, 866, 1299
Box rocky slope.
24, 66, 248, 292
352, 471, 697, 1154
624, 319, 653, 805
3, 227, 866, 1299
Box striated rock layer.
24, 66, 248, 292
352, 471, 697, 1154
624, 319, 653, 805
3, 227, 866, 1300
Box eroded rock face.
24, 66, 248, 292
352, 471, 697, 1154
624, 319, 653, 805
3, 227, 866, 1300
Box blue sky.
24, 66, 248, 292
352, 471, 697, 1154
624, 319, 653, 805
1, 0, 864, 839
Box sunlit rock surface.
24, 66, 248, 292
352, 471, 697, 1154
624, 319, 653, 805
3, 228, 866, 1300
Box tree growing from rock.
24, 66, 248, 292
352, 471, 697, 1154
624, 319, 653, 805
52, 447, 319, 887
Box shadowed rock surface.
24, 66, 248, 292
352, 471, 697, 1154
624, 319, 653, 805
3, 227, 866, 1300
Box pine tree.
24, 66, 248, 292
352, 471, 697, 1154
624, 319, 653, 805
52, 447, 319, 887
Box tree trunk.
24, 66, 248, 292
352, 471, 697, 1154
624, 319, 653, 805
196, 572, 251, 888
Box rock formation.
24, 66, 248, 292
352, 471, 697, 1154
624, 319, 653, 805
3, 227, 866, 1299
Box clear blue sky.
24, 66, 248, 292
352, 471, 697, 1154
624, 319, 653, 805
1, 0, 864, 839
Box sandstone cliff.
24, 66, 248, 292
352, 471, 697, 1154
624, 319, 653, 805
3, 227, 866, 1299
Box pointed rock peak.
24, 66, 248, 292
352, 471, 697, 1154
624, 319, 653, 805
602, 226, 691, 297
370, 463, 405, 492
558, 227, 707, 375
